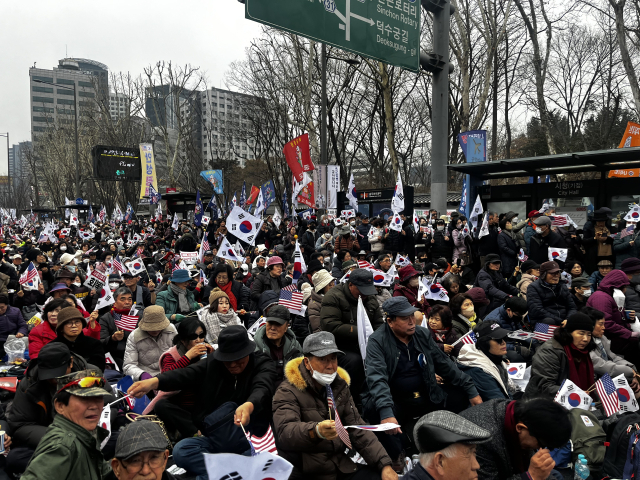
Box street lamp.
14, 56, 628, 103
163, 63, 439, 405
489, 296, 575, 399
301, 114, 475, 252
0, 133, 9, 203
320, 45, 361, 167
33, 79, 80, 200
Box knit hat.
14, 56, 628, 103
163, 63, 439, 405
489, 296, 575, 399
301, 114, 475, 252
55, 307, 87, 333
266, 256, 284, 268
138, 305, 169, 332
564, 313, 594, 333
209, 287, 229, 305
313, 269, 334, 293
307, 259, 323, 275
621, 258, 640, 275
521, 260, 539, 273
466, 287, 490, 306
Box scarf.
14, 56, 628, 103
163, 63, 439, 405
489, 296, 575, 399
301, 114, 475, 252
111, 307, 131, 316
216, 281, 237, 311
563, 343, 595, 392
170, 283, 191, 313
504, 400, 527, 474
429, 327, 450, 343
594, 338, 608, 361
458, 313, 477, 329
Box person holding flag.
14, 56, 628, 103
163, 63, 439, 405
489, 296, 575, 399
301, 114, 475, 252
361, 297, 481, 467
527, 261, 577, 328
98, 286, 139, 371
528, 215, 569, 268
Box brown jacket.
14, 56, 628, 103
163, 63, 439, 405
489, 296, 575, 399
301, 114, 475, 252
273, 358, 392, 480
333, 236, 360, 254
307, 290, 324, 333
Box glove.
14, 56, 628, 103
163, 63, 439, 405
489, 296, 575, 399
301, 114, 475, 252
174, 314, 185, 323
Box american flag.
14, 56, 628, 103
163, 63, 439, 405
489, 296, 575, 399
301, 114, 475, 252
112, 311, 139, 332
245, 425, 278, 456
112, 255, 126, 274
279, 284, 303, 311
326, 384, 352, 449
551, 215, 568, 226
201, 237, 210, 252
620, 225, 635, 239
19, 262, 38, 285
357, 260, 374, 269
461, 331, 477, 345
518, 248, 528, 262
533, 323, 557, 342
596, 373, 620, 417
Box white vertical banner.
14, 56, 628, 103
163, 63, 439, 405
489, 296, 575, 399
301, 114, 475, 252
314, 165, 327, 210
327, 165, 340, 209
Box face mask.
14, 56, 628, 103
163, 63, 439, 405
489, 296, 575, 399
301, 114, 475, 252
512, 218, 519, 223
109, 282, 119, 290
67, 266, 76, 273
461, 306, 475, 318
613, 288, 626, 311
535, 227, 543, 234
506, 225, 513, 231
83, 259, 89, 263
582, 289, 592, 298
437, 226, 444, 231
350, 221, 355, 226
60, 246, 67, 251
457, 224, 463, 229
324, 257, 330, 263
309, 365, 337, 385
73, 282, 81, 287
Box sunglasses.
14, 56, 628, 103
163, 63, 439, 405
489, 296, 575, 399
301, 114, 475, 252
186, 333, 206, 340
58, 376, 105, 393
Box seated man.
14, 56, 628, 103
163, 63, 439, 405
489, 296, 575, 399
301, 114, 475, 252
253, 305, 303, 385
362, 297, 481, 466
273, 331, 397, 480
21, 370, 112, 480
483, 297, 530, 362
527, 261, 577, 327
99, 286, 139, 372
404, 410, 491, 480
128, 325, 276, 478
459, 398, 572, 480
106, 420, 178, 480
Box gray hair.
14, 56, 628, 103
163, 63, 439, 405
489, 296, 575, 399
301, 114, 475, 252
113, 286, 132, 301
419, 444, 461, 470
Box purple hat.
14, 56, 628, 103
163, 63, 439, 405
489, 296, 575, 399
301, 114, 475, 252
50, 283, 71, 294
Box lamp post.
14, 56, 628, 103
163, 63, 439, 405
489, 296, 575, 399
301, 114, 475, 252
33, 79, 80, 200
0, 133, 9, 204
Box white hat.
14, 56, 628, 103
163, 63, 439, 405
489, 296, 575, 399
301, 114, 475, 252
312, 269, 334, 293
59, 253, 75, 265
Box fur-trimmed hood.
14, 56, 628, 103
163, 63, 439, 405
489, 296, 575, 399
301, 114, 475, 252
284, 356, 350, 391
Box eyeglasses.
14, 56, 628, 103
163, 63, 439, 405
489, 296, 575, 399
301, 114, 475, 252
186, 332, 206, 340
64, 320, 83, 327
122, 452, 166, 471
58, 376, 105, 393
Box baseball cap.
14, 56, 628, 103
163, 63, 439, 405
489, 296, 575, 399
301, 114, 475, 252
348, 269, 377, 296
37, 343, 72, 381
382, 297, 419, 317
265, 305, 291, 325
55, 370, 110, 397
115, 420, 169, 460
475, 322, 510, 341
303, 331, 344, 357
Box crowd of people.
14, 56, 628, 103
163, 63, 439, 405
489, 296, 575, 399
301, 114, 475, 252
0, 202, 637, 480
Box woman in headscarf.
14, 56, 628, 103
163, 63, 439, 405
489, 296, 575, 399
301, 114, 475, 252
392, 264, 430, 319
209, 263, 249, 318
199, 288, 242, 344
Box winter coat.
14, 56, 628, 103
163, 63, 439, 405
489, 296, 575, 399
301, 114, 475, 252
591, 335, 635, 381
155, 287, 199, 317
250, 270, 287, 303
361, 323, 478, 420
477, 225, 500, 257
452, 228, 470, 265
123, 324, 177, 380
53, 333, 106, 372
626, 274, 640, 311
457, 344, 514, 401
320, 282, 383, 355
334, 235, 360, 254
299, 229, 318, 256
384, 229, 404, 254
497, 231, 521, 278
307, 290, 324, 333
523, 223, 536, 252
586, 270, 633, 353
429, 327, 462, 356
588, 270, 604, 290
273, 357, 392, 480
368, 227, 385, 253
473, 268, 518, 312
316, 235, 334, 252
613, 233, 640, 269
174, 232, 198, 253
427, 230, 453, 261
0, 305, 27, 343
21, 414, 111, 480
209, 280, 251, 312
526, 279, 577, 327
452, 314, 476, 338
357, 224, 372, 251
156, 352, 276, 427
29, 318, 100, 360
483, 305, 526, 354
528, 231, 568, 267
458, 399, 523, 480
515, 273, 537, 300
98, 311, 138, 370
331, 256, 343, 279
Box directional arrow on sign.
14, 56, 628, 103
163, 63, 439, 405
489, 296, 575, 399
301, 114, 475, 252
319, 0, 374, 41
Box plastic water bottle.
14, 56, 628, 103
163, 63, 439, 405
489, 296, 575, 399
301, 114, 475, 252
574, 454, 590, 480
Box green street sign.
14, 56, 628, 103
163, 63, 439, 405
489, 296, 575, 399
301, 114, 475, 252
245, 0, 420, 72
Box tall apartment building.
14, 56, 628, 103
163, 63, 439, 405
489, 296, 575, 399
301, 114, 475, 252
29, 58, 108, 139
199, 87, 256, 168
109, 91, 130, 120
8, 141, 31, 190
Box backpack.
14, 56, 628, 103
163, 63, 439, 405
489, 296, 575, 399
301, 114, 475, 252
603, 412, 640, 477
570, 408, 607, 469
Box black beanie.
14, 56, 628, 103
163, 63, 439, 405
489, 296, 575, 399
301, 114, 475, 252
564, 313, 594, 333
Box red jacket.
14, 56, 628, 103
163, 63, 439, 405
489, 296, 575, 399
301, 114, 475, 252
28, 318, 101, 359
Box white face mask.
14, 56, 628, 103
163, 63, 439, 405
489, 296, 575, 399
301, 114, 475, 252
437, 226, 444, 231
310, 366, 337, 385
613, 288, 626, 311
72, 282, 81, 287
60, 246, 67, 251
324, 257, 330, 263
350, 221, 356, 226
109, 282, 120, 290
582, 288, 592, 298
535, 227, 543, 234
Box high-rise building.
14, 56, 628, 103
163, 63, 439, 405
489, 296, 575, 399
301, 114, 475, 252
109, 91, 130, 120
8, 141, 31, 189
29, 58, 108, 140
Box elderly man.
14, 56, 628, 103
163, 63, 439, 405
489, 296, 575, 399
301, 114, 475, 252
459, 398, 571, 480
155, 269, 201, 321
362, 297, 482, 468
320, 268, 383, 402
21, 370, 112, 480
106, 420, 177, 480
528, 216, 568, 268
273, 331, 397, 480
404, 411, 491, 480
128, 325, 276, 478
526, 261, 577, 327
122, 271, 153, 310
99, 286, 140, 371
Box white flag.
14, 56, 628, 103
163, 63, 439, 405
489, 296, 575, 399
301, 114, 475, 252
204, 452, 292, 480
478, 212, 490, 239
346, 173, 358, 211
394, 254, 411, 268
613, 374, 639, 412
357, 297, 374, 361
272, 208, 282, 228
424, 282, 450, 303
506, 363, 527, 380
391, 171, 404, 213
254, 189, 265, 216
413, 211, 420, 232
388, 213, 403, 232
198, 234, 208, 263
469, 195, 484, 231
226, 206, 263, 245
234, 241, 245, 257
625, 205, 640, 222
171, 214, 179, 231
548, 247, 568, 262
125, 259, 147, 276
554, 379, 592, 411
218, 236, 242, 262
99, 405, 111, 450
366, 267, 395, 287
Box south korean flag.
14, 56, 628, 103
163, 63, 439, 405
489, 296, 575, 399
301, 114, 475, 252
554, 379, 592, 411
613, 374, 639, 412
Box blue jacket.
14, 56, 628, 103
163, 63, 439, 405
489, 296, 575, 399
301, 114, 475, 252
458, 365, 511, 401
526, 279, 577, 327
483, 305, 525, 352
524, 224, 536, 252
613, 233, 640, 269
588, 270, 604, 290
0, 305, 28, 343
361, 323, 478, 420
356, 224, 371, 251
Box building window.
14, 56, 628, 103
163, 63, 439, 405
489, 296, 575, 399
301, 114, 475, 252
57, 89, 74, 96
57, 108, 75, 115
33, 96, 54, 104
57, 99, 75, 105
32, 116, 51, 123
56, 78, 75, 85
33, 126, 47, 132
78, 101, 92, 108
32, 76, 54, 83
79, 91, 95, 98
33, 106, 54, 113
33, 86, 54, 93
78, 81, 93, 88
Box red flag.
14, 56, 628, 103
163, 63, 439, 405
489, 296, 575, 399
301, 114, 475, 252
283, 134, 314, 182
297, 181, 315, 208
246, 186, 260, 206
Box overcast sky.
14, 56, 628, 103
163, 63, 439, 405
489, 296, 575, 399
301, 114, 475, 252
0, 0, 264, 175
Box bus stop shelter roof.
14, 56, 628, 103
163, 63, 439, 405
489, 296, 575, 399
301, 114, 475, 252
446, 147, 640, 180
